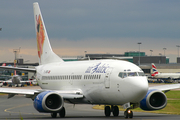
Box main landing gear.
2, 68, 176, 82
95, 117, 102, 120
104, 106, 133, 118
104, 105, 119, 117
51, 107, 66, 118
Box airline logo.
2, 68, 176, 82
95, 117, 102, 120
2, 63, 6, 66
151, 64, 158, 76
36, 14, 45, 61
85, 62, 109, 74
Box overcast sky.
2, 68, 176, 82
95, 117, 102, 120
0, 0, 180, 63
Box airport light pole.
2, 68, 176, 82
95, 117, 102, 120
176, 45, 180, 57
150, 50, 153, 56
163, 48, 166, 56
137, 42, 142, 66
84, 51, 87, 58
159, 53, 162, 64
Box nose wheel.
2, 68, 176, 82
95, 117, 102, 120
124, 109, 133, 118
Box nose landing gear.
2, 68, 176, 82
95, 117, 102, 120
104, 105, 133, 118
124, 109, 133, 118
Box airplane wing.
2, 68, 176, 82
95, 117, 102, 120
0, 87, 83, 99
149, 84, 180, 91
0, 66, 36, 73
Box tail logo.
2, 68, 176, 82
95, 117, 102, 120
151, 63, 158, 76
2, 63, 6, 66
36, 14, 45, 61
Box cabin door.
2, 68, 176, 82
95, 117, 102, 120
104, 68, 113, 89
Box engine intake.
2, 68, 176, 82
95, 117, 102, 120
140, 89, 167, 110
34, 91, 64, 112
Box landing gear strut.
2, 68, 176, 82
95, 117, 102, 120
124, 109, 133, 118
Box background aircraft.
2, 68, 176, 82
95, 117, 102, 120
1, 63, 31, 87
0, 2, 179, 119
151, 63, 180, 81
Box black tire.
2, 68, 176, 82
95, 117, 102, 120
129, 110, 133, 118
51, 112, 57, 118
4, 82, 7, 86
113, 106, 119, 117
124, 111, 128, 118
59, 107, 66, 118
104, 106, 111, 117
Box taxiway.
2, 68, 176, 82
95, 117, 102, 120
0, 94, 180, 120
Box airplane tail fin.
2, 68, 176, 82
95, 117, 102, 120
33, 2, 63, 65
2, 63, 6, 66
151, 63, 159, 77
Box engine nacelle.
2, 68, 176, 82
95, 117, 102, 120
33, 91, 64, 113
140, 89, 167, 111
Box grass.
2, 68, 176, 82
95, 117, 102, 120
93, 90, 180, 115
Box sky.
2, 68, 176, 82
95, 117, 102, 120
0, 0, 180, 63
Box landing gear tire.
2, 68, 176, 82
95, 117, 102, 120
51, 112, 57, 118
124, 110, 128, 118
129, 110, 133, 118
124, 109, 133, 119
113, 106, 119, 117
104, 106, 111, 117
59, 107, 66, 118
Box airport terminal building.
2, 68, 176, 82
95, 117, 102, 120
1, 52, 180, 80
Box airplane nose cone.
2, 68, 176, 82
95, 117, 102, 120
128, 77, 148, 102
134, 77, 149, 101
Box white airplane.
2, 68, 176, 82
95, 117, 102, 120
1, 63, 31, 87
0, 2, 180, 119
151, 63, 180, 80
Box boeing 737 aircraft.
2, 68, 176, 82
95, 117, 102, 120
0, 2, 180, 119
1, 63, 31, 87
151, 63, 180, 80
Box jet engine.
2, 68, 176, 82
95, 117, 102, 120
33, 91, 64, 112
140, 89, 167, 110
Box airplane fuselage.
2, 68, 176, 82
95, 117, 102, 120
36, 59, 148, 105
12, 75, 21, 84
153, 73, 180, 79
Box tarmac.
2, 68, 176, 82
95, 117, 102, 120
0, 85, 180, 120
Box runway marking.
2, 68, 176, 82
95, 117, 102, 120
4, 103, 48, 116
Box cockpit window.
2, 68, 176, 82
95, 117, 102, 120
118, 72, 127, 78
118, 72, 145, 78
127, 72, 138, 76
138, 72, 145, 76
